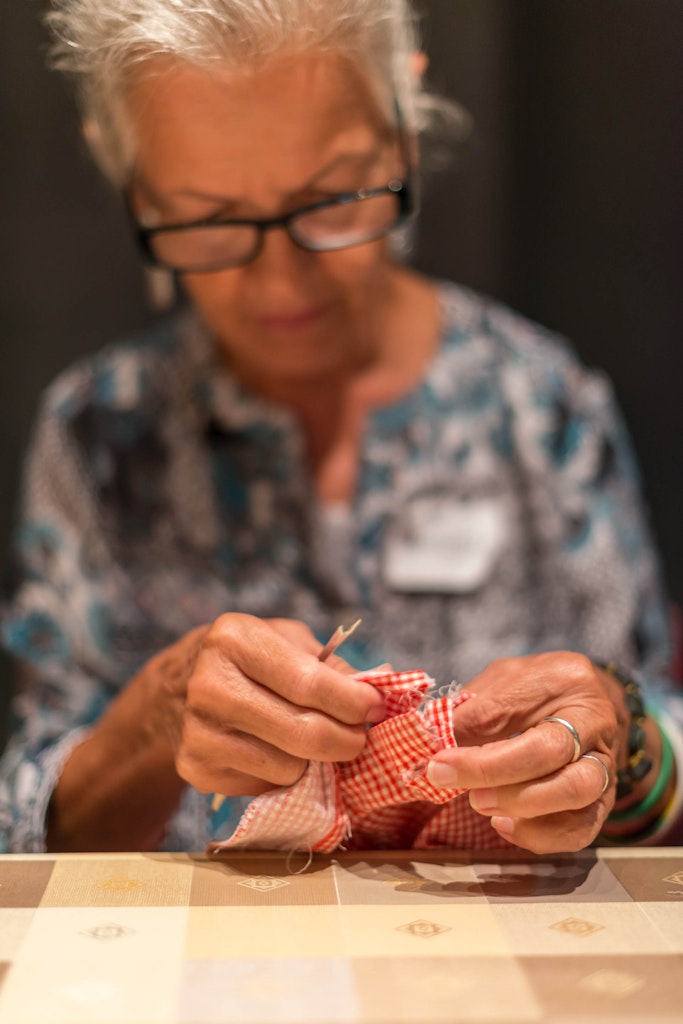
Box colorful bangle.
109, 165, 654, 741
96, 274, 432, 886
607, 722, 674, 825
594, 661, 653, 799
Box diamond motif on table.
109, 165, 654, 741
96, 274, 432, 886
238, 876, 290, 891
663, 870, 683, 885
549, 916, 604, 937
96, 877, 144, 893
80, 922, 136, 941
579, 969, 645, 997
386, 876, 425, 892
396, 919, 451, 938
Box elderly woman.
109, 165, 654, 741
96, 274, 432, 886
0, 0, 680, 855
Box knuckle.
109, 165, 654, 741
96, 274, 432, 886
283, 710, 317, 756
560, 806, 602, 852
556, 651, 593, 682
565, 765, 588, 806
522, 833, 549, 856
475, 755, 500, 789
296, 711, 365, 762
537, 721, 574, 764
559, 832, 589, 854
294, 660, 323, 704
175, 748, 209, 792
206, 612, 260, 659
464, 699, 515, 740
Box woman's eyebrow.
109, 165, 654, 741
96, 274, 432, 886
306, 144, 384, 186
157, 144, 386, 207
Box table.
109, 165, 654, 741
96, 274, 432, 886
1, 847, 682, 1023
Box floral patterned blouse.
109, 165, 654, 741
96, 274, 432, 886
1, 281, 680, 851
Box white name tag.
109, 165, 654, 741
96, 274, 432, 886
383, 494, 508, 593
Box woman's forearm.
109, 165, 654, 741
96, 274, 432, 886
46, 627, 209, 852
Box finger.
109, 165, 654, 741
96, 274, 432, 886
177, 717, 310, 793
187, 667, 370, 764
206, 614, 385, 724
488, 801, 608, 855
427, 718, 592, 791
264, 618, 323, 655
321, 651, 360, 676
452, 653, 620, 755
266, 619, 357, 674
210, 772, 280, 799
469, 755, 614, 819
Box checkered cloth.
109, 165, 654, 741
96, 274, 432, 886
207, 669, 512, 854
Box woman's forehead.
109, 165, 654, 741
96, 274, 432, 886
126, 51, 392, 199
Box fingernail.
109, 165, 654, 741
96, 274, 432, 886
365, 701, 387, 725
469, 788, 497, 812
426, 761, 460, 788
491, 815, 515, 837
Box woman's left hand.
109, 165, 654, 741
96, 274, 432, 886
426, 652, 629, 853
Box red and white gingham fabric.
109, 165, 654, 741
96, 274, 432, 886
207, 669, 512, 854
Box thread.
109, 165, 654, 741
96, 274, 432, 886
285, 846, 314, 875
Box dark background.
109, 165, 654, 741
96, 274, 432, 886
1, 0, 682, 739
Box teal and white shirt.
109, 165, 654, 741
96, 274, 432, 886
1, 282, 680, 851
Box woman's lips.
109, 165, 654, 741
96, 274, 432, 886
256, 306, 328, 332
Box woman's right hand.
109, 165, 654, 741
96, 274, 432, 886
47, 613, 384, 852
172, 613, 386, 798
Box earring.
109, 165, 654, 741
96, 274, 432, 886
145, 266, 176, 311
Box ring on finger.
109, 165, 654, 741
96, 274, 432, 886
541, 716, 581, 764
580, 752, 610, 795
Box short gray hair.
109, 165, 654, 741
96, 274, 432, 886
46, 0, 467, 184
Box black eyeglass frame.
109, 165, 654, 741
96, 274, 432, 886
127, 106, 417, 273
130, 177, 413, 273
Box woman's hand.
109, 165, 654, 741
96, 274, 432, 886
173, 614, 385, 799
47, 614, 384, 851
426, 652, 631, 853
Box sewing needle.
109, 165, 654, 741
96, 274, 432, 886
211, 619, 362, 812
317, 617, 362, 663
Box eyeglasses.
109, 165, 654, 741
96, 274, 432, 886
131, 177, 413, 273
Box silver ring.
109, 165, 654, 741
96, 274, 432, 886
581, 753, 610, 795
541, 716, 581, 763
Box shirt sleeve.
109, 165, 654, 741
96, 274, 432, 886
0, 379, 121, 852
501, 322, 683, 838
501, 326, 671, 673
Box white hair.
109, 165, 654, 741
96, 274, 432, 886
46, 0, 468, 184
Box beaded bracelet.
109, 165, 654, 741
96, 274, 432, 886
606, 723, 673, 825
594, 661, 653, 800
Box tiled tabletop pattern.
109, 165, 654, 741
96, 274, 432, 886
0, 847, 682, 1023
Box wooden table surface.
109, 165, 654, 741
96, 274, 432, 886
1, 846, 682, 1023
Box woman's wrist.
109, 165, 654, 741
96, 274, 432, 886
592, 661, 677, 842
46, 627, 209, 852
600, 714, 677, 841
602, 720, 675, 839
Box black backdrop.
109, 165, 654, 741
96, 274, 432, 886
1, 1, 682, 736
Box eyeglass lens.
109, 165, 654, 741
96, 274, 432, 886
147, 189, 403, 272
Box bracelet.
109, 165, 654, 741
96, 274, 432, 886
594, 661, 653, 799
601, 762, 677, 845
607, 722, 674, 824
